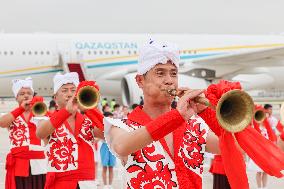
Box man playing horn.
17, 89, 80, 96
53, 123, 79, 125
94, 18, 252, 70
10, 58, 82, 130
104, 40, 220, 189
36, 72, 104, 189
0, 77, 47, 189
104, 40, 284, 189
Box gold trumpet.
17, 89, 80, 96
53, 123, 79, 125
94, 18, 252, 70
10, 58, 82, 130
77, 86, 100, 109
166, 88, 254, 133
254, 109, 266, 123
31, 102, 47, 116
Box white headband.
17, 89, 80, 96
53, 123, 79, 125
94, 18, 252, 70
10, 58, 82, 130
138, 40, 180, 75
12, 77, 34, 97
53, 72, 79, 94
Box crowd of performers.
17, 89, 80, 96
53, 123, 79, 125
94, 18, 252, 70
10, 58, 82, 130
0, 40, 284, 189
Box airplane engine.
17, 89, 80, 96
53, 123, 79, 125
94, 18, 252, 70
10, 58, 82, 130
121, 73, 210, 106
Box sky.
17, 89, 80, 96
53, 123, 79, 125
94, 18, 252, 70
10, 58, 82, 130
0, 0, 283, 35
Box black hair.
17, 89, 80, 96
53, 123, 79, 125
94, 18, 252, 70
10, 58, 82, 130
264, 104, 272, 109
103, 111, 113, 117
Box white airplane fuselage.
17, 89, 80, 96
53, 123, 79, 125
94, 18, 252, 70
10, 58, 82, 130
1, 33, 284, 104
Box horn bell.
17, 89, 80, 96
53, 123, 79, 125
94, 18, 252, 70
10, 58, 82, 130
32, 102, 47, 116
216, 89, 254, 133
254, 109, 266, 123
77, 86, 100, 109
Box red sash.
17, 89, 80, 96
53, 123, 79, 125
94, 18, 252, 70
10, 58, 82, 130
209, 155, 225, 175
5, 146, 45, 189
44, 168, 94, 189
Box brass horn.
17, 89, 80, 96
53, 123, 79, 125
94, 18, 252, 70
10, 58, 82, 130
167, 89, 254, 133
32, 102, 47, 116
254, 109, 266, 123
77, 86, 100, 109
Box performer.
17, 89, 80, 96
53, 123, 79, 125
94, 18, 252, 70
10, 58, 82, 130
249, 105, 277, 189
210, 155, 231, 189
104, 40, 220, 189
104, 40, 284, 189
36, 72, 104, 189
264, 104, 278, 133
0, 77, 47, 189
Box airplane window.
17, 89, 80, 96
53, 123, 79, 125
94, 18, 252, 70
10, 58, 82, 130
22, 51, 26, 55
28, 51, 32, 55
4, 51, 7, 55
93, 51, 97, 55
105, 51, 108, 55
46, 51, 50, 55
88, 51, 91, 55
76, 51, 80, 55
111, 51, 114, 55
128, 51, 131, 55
117, 50, 120, 55
134, 51, 137, 55
34, 51, 38, 55
10, 51, 13, 55
0, 51, 1, 55
40, 51, 44, 55
99, 51, 103, 55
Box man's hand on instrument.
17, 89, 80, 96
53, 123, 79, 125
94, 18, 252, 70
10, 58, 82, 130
176, 89, 205, 121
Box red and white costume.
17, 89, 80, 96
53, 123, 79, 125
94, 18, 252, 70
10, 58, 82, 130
104, 106, 209, 189
43, 110, 102, 189
6, 111, 47, 189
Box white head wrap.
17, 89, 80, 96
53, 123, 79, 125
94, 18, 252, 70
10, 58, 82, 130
12, 77, 34, 97
53, 72, 79, 94
138, 40, 180, 75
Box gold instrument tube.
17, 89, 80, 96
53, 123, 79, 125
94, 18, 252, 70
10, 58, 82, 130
166, 88, 254, 133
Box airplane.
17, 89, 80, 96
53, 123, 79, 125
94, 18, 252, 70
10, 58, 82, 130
1, 33, 284, 106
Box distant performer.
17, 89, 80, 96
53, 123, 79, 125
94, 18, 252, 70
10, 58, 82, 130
0, 77, 47, 189
36, 73, 104, 189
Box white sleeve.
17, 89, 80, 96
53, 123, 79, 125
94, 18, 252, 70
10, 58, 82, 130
103, 117, 131, 157
30, 116, 50, 127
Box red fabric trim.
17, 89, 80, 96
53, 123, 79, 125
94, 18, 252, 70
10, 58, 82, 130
235, 126, 284, 178
44, 168, 94, 189
50, 108, 71, 129
85, 108, 104, 131
281, 132, 284, 141
276, 121, 284, 133
145, 109, 185, 141
198, 108, 221, 137
10, 106, 25, 119
5, 146, 45, 189
263, 118, 277, 142
127, 106, 152, 125
209, 155, 226, 175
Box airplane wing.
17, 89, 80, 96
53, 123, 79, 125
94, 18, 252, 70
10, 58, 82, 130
180, 46, 284, 78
